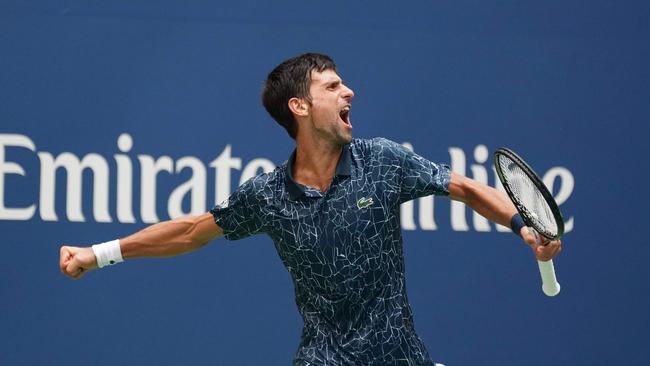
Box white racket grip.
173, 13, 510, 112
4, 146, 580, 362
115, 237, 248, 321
537, 259, 561, 296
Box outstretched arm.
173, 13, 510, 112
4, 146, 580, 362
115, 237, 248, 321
447, 172, 561, 261
59, 213, 223, 280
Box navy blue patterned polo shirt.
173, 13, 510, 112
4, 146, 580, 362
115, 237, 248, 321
210, 137, 451, 366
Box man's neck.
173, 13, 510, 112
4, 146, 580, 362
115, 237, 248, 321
293, 138, 344, 193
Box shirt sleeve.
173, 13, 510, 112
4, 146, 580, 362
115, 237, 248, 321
209, 177, 267, 241
373, 137, 451, 204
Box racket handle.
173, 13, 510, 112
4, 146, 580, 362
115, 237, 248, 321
537, 259, 561, 297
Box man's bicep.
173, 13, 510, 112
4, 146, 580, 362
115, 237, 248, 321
446, 172, 517, 227
194, 212, 225, 244
447, 172, 473, 203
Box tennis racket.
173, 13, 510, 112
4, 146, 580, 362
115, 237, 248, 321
493, 147, 564, 297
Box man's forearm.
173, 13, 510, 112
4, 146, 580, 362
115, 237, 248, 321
120, 213, 222, 259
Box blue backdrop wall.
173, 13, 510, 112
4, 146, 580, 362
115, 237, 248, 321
1, 1, 649, 365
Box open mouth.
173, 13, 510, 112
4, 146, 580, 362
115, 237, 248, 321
339, 106, 352, 128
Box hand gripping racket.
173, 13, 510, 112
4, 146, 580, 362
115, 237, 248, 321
494, 148, 564, 297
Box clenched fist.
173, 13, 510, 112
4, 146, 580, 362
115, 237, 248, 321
60, 246, 97, 279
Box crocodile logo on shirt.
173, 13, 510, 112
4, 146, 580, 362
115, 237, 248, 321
357, 197, 374, 209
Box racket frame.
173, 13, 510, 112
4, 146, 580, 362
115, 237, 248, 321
493, 147, 565, 241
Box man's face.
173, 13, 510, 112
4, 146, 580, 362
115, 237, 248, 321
306, 69, 355, 145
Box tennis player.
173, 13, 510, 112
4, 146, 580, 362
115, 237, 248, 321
60, 53, 561, 365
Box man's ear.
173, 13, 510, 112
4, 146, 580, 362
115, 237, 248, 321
288, 97, 309, 117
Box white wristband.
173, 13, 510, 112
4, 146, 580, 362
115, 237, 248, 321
91, 239, 124, 268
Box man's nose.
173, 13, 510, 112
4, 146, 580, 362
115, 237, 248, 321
342, 84, 355, 99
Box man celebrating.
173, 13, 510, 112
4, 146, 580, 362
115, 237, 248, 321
60, 53, 561, 365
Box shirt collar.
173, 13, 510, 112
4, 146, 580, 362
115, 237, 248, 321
285, 144, 352, 200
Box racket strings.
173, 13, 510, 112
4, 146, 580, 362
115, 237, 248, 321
497, 156, 558, 237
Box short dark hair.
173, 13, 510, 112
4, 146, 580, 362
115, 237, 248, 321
262, 53, 337, 139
